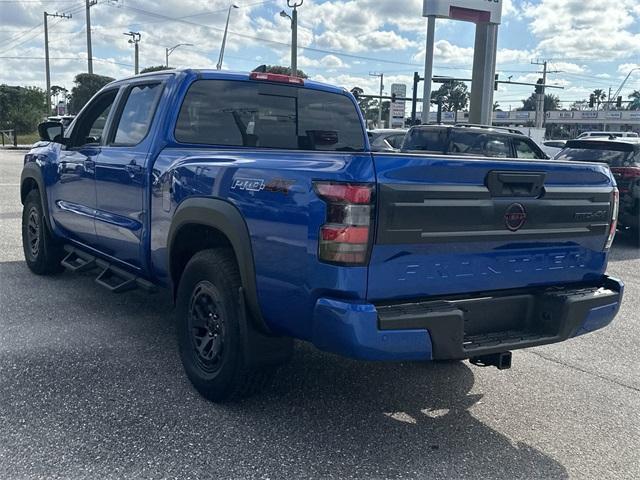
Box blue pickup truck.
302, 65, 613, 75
21, 69, 624, 401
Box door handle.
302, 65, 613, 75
125, 161, 143, 177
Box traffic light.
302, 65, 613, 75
494, 74, 499, 91
617, 96, 623, 108
589, 94, 595, 108
391, 93, 397, 103
535, 78, 544, 95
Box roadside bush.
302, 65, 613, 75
0, 85, 46, 134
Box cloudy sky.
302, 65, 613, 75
2, 0, 640, 111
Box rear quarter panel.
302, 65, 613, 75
150, 149, 375, 339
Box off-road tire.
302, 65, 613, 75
21, 189, 64, 275
176, 249, 276, 402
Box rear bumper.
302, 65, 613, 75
311, 276, 624, 361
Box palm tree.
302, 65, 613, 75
628, 90, 640, 110
593, 89, 607, 110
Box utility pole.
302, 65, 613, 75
124, 31, 141, 74
530, 60, 563, 129
531, 59, 548, 129
216, 4, 238, 70
281, 1, 303, 75
44, 11, 72, 113
411, 71, 424, 124
85, 0, 98, 74
370, 73, 384, 127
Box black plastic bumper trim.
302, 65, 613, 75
377, 278, 622, 360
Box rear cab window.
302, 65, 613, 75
174, 79, 365, 152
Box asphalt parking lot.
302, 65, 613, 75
0, 149, 638, 480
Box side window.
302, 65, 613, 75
112, 83, 163, 146
513, 138, 543, 159
449, 131, 509, 157
71, 90, 118, 147
387, 134, 405, 149
402, 129, 447, 153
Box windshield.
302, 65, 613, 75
556, 147, 636, 166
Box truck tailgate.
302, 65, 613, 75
368, 153, 615, 302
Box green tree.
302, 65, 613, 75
140, 65, 172, 74
493, 101, 501, 112
628, 90, 640, 110
519, 93, 560, 111
68, 73, 114, 114
431, 81, 469, 118
253, 65, 309, 78
0, 85, 47, 134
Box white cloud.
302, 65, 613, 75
523, 0, 640, 59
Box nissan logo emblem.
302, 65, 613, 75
505, 203, 527, 232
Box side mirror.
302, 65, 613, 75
37, 121, 64, 144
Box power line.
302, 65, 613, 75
0, 55, 133, 67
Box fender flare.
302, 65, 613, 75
167, 197, 270, 333
20, 162, 53, 231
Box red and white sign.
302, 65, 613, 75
423, 0, 503, 24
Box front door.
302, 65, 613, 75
93, 82, 164, 269
50, 89, 119, 247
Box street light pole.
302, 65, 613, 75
44, 11, 72, 113
216, 4, 238, 70
610, 68, 640, 107
166, 43, 193, 67
123, 31, 141, 74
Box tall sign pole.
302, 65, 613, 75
421, 15, 436, 124
422, 1, 503, 125
85, 0, 98, 74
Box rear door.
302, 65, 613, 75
368, 153, 615, 302
93, 81, 164, 269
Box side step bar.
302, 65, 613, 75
61, 246, 155, 294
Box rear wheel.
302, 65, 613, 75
21, 189, 64, 275
176, 249, 276, 402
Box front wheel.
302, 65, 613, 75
176, 249, 276, 402
21, 189, 64, 275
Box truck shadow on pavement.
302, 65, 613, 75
0, 260, 568, 480
608, 231, 639, 262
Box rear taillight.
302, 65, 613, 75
605, 188, 619, 250
314, 182, 374, 265
611, 166, 640, 180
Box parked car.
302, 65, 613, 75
402, 124, 549, 159
541, 140, 566, 158
368, 128, 407, 152
21, 69, 623, 401
556, 138, 640, 236
47, 115, 75, 129
577, 131, 639, 139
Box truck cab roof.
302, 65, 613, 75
106, 69, 347, 96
